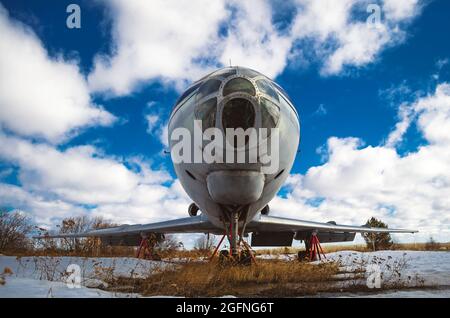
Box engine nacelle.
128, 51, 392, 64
188, 203, 199, 217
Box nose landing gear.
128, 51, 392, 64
209, 210, 256, 265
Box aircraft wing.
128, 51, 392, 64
34, 214, 220, 243
246, 214, 418, 234
245, 214, 417, 245
34, 213, 417, 246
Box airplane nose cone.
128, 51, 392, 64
206, 170, 265, 205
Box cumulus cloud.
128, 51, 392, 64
0, 133, 189, 227
272, 83, 450, 242
88, 0, 424, 96
88, 0, 229, 95
291, 0, 421, 75
218, 0, 292, 78
0, 5, 116, 143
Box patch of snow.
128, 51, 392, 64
323, 250, 450, 287
0, 256, 174, 298
1, 276, 138, 298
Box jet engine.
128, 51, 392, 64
188, 203, 199, 217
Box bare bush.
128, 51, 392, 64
194, 234, 216, 252
34, 216, 128, 257
425, 236, 441, 251
0, 209, 33, 252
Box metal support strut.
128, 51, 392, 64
230, 211, 239, 258
308, 232, 326, 261
209, 213, 256, 264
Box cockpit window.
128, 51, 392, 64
256, 79, 279, 102
195, 97, 217, 131
212, 68, 237, 78
223, 78, 256, 97
174, 82, 201, 108
260, 97, 280, 130
272, 81, 291, 101
238, 68, 261, 78
197, 79, 221, 101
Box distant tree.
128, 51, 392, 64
362, 217, 393, 251
157, 234, 183, 251
194, 234, 216, 251
56, 216, 115, 254
425, 236, 440, 251
0, 209, 33, 252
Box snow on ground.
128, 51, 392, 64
1, 251, 449, 297
324, 250, 450, 287
0, 277, 138, 298
257, 250, 450, 297
0, 256, 173, 298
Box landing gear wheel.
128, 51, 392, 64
297, 250, 308, 262
219, 250, 230, 265
239, 250, 252, 266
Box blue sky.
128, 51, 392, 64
0, 0, 449, 245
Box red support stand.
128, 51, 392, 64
209, 234, 226, 261
309, 233, 326, 261
136, 235, 154, 259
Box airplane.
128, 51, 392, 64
37, 66, 417, 263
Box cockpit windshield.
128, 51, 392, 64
223, 78, 256, 96
197, 79, 221, 101
260, 97, 280, 130
194, 97, 217, 131
256, 79, 279, 102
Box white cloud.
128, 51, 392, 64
291, 0, 422, 75
0, 5, 116, 143
0, 133, 189, 227
0, 133, 173, 206
88, 0, 229, 95
218, 0, 292, 78
145, 114, 160, 134
273, 83, 450, 242
384, 103, 413, 147
383, 0, 421, 21
88, 0, 424, 96
144, 113, 168, 147
0, 133, 139, 204
0, 183, 88, 229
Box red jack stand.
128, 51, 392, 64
136, 233, 157, 259
209, 234, 226, 261
309, 232, 326, 261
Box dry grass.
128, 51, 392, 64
255, 242, 450, 256
107, 260, 340, 297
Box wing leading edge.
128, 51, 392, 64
246, 214, 418, 234
34, 214, 219, 239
